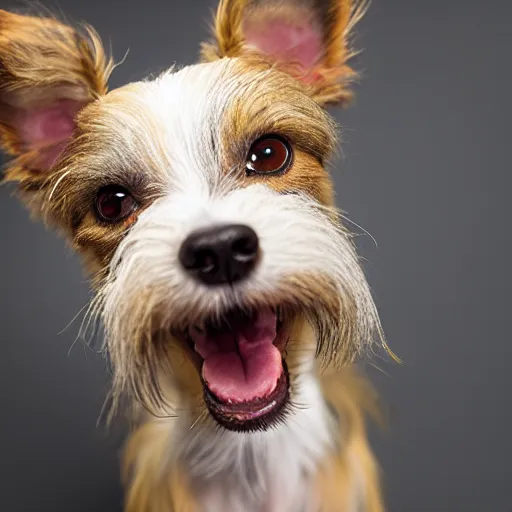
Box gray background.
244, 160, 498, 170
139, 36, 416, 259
0, 0, 509, 510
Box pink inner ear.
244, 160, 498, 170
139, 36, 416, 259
14, 99, 84, 171
244, 17, 323, 72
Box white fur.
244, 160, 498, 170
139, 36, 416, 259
104, 184, 367, 330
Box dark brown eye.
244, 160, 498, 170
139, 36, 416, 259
95, 185, 137, 222
246, 135, 292, 176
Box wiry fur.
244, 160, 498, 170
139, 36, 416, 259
0, 10, 113, 177
200, 0, 369, 105
89, 68, 383, 406
0, 2, 391, 511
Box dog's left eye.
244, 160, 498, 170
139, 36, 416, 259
95, 185, 138, 222
246, 135, 292, 176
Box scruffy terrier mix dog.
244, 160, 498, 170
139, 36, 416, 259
0, 1, 393, 510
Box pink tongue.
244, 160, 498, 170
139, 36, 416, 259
190, 309, 283, 403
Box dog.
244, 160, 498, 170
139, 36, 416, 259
0, 1, 393, 510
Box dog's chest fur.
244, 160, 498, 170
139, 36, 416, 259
176, 375, 333, 512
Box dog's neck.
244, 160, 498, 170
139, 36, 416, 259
174, 371, 334, 512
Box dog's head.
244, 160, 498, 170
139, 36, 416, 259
0, 1, 384, 433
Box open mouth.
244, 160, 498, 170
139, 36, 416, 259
186, 306, 290, 432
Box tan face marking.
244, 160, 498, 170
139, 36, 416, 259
218, 59, 336, 206
40, 59, 337, 278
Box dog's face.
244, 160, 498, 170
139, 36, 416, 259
0, 1, 382, 432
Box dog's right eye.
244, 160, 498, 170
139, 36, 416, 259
246, 135, 292, 176
95, 185, 137, 222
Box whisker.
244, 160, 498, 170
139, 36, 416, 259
339, 212, 378, 249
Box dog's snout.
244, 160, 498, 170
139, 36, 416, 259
179, 224, 259, 285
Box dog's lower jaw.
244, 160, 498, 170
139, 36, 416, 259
181, 372, 331, 512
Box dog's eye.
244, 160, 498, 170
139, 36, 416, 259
246, 136, 292, 176
95, 185, 137, 222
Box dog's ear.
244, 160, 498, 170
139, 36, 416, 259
201, 0, 365, 106
0, 10, 112, 186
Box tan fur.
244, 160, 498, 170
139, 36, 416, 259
219, 57, 337, 204
124, 421, 198, 512
316, 369, 384, 511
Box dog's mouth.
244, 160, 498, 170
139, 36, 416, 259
185, 306, 290, 432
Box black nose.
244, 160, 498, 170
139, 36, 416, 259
179, 224, 259, 286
